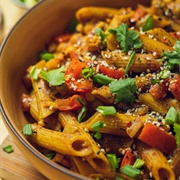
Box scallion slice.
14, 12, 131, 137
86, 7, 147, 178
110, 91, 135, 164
93, 73, 114, 85
45, 152, 56, 160
124, 51, 136, 75
120, 165, 141, 178
23, 124, 33, 135
107, 153, 120, 171
2, 145, 14, 153
30, 66, 41, 80
82, 68, 94, 79
133, 158, 145, 169
93, 131, 102, 140
96, 106, 116, 115
165, 106, 179, 125
91, 121, 106, 131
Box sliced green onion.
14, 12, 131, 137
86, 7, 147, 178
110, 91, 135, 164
76, 97, 87, 122
2, 145, 14, 153
142, 15, 153, 32
174, 123, 180, 148
120, 165, 141, 178
93, 73, 114, 85
159, 69, 171, 79
133, 158, 145, 169
107, 153, 120, 171
30, 66, 41, 80
45, 152, 56, 160
23, 124, 33, 135
165, 107, 179, 125
124, 51, 136, 75
91, 121, 106, 131
82, 68, 94, 79
96, 106, 116, 115
93, 131, 102, 140
150, 78, 160, 85
77, 106, 86, 123
115, 176, 124, 180
40, 52, 54, 61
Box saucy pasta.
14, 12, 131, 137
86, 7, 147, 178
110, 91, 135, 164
22, 0, 180, 179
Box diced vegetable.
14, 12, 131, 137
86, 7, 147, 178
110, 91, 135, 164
138, 123, 176, 154
165, 106, 179, 125
96, 106, 116, 115
23, 124, 33, 136
107, 153, 120, 171
120, 165, 141, 179
120, 149, 136, 168
2, 145, 14, 153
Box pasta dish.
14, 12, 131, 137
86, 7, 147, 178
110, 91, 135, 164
21, 0, 180, 179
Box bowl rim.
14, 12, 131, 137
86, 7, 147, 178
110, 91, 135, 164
0, 1, 88, 179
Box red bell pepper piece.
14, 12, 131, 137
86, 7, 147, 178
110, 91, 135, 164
132, 7, 146, 22
55, 94, 84, 111
120, 149, 136, 168
99, 64, 124, 80
54, 33, 72, 44
65, 52, 93, 93
138, 123, 176, 154
149, 81, 168, 99
169, 74, 180, 101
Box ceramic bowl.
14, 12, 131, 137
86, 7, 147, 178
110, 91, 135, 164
0, 0, 150, 179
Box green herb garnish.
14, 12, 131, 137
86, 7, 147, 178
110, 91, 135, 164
124, 51, 136, 75
120, 165, 141, 179
162, 40, 180, 70
76, 97, 86, 122
165, 107, 179, 125
109, 78, 137, 104
96, 106, 117, 115
91, 121, 107, 131
30, 66, 41, 80
174, 123, 180, 148
2, 145, 14, 153
95, 27, 108, 47
23, 124, 33, 136
107, 153, 120, 171
45, 152, 56, 160
93, 73, 114, 85
40, 66, 65, 86
40, 52, 55, 61
109, 23, 142, 53
142, 15, 153, 32
82, 68, 94, 79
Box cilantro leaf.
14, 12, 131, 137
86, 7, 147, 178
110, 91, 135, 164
109, 23, 142, 53
174, 123, 180, 148
162, 40, 180, 70
40, 66, 65, 86
109, 78, 137, 104
95, 28, 108, 47
142, 15, 153, 32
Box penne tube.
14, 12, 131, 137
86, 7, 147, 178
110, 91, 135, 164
141, 148, 175, 180
76, 7, 118, 23
29, 124, 92, 157
171, 148, 180, 178
139, 34, 173, 57
58, 112, 112, 174
101, 51, 161, 73
82, 112, 139, 136
146, 28, 177, 47
31, 79, 55, 118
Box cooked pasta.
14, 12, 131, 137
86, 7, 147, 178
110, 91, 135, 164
21, 0, 180, 179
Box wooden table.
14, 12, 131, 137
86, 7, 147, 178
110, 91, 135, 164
0, 1, 47, 179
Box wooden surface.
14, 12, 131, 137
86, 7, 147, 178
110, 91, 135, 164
0, 135, 48, 180
0, 1, 47, 179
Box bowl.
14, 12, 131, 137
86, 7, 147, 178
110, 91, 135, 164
0, 0, 151, 179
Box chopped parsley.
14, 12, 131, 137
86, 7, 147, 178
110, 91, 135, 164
40, 66, 65, 86
109, 23, 142, 53
109, 78, 137, 104
162, 40, 180, 70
